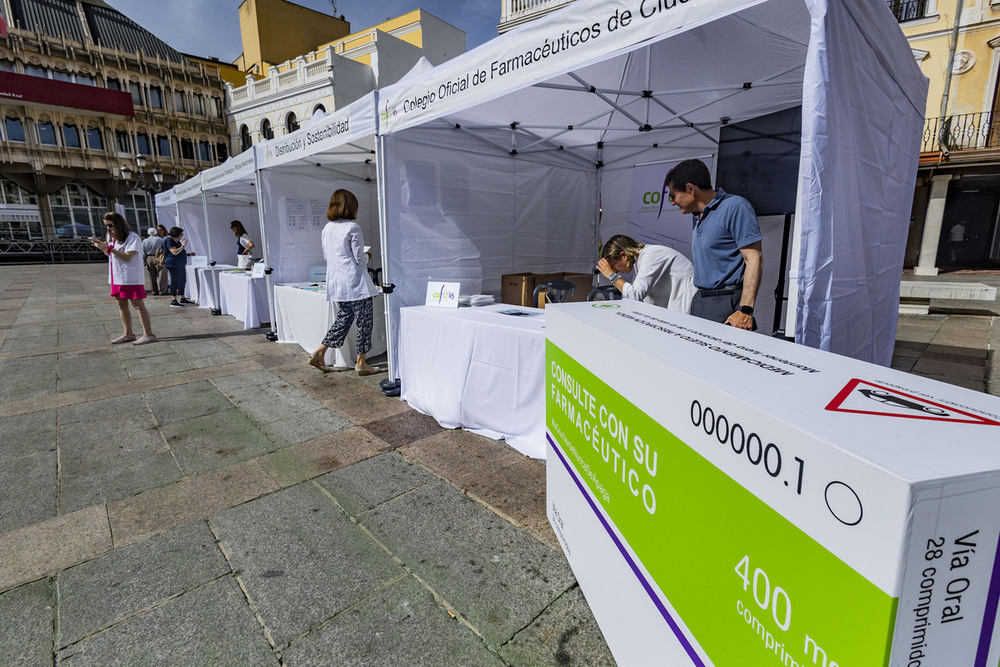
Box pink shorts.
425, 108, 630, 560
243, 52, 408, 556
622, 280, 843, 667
111, 284, 146, 300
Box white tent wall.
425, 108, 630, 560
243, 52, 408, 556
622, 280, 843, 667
792, 0, 927, 365
380, 125, 598, 374
174, 196, 208, 260
257, 168, 378, 284
198, 199, 261, 265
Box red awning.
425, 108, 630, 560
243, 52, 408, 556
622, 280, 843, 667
0, 71, 133, 116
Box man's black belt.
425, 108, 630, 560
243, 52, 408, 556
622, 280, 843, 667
696, 282, 743, 297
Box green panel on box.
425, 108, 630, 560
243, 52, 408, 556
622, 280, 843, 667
546, 340, 896, 666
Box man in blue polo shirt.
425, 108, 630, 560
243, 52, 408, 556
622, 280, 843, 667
664, 159, 762, 330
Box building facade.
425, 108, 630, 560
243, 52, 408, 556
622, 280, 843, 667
0, 0, 228, 240
896, 0, 1000, 273
227, 1, 466, 151
498, 0, 576, 33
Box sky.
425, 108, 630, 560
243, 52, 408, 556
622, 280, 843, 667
105, 0, 499, 63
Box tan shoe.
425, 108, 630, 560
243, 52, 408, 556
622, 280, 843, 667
307, 356, 331, 373
355, 363, 378, 376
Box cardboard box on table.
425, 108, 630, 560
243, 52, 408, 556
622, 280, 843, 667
501, 271, 594, 308
545, 300, 1000, 667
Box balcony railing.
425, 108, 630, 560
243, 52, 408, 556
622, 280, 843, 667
886, 0, 927, 22
499, 0, 576, 32
923, 113, 1000, 153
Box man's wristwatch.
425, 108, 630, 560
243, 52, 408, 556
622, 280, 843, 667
739, 305, 754, 315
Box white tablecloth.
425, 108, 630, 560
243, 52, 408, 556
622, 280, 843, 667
192, 264, 237, 310
399, 304, 546, 459
273, 283, 386, 368
218, 271, 270, 329
184, 265, 199, 303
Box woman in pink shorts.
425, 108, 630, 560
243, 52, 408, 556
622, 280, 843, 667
91, 212, 157, 345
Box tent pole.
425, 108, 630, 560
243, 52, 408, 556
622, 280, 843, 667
375, 133, 398, 393
251, 147, 278, 341
199, 177, 222, 315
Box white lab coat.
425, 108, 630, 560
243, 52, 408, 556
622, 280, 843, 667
322, 219, 377, 302
618, 244, 696, 314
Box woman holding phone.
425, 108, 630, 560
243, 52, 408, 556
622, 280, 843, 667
91, 212, 156, 345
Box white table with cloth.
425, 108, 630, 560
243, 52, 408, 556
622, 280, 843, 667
398, 303, 547, 459
273, 283, 387, 368
187, 264, 237, 310
218, 270, 270, 329
184, 265, 200, 303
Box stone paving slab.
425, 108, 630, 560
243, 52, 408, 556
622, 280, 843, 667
401, 429, 547, 528
282, 575, 505, 667
57, 520, 231, 648
315, 452, 439, 516
0, 451, 57, 534
107, 460, 279, 548
500, 585, 616, 666
123, 350, 197, 379
213, 371, 328, 425
318, 383, 411, 424
359, 478, 577, 648
0, 579, 54, 667
0, 409, 57, 463
363, 409, 450, 450
58, 348, 131, 391
58, 321, 111, 345
56, 576, 278, 667
210, 482, 402, 649
0, 505, 112, 593
144, 379, 235, 425
256, 427, 387, 489
59, 451, 182, 514
58, 399, 161, 476
258, 408, 352, 446
0, 354, 57, 402
162, 408, 277, 476
0, 360, 261, 420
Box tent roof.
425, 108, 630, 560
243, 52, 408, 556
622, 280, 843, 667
377, 0, 921, 171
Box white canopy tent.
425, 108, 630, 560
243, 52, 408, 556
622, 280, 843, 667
255, 93, 380, 285
375, 0, 926, 376
152, 188, 176, 232
252, 94, 383, 353
197, 149, 263, 267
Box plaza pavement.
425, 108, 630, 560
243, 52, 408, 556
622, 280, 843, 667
0, 263, 996, 666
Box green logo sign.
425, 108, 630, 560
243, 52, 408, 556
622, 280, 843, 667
591, 303, 621, 309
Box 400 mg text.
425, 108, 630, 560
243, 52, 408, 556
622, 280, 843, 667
690, 400, 805, 495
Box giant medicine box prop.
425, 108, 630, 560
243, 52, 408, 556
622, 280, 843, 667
545, 300, 1000, 666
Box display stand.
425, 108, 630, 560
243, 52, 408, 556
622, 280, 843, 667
546, 300, 1000, 665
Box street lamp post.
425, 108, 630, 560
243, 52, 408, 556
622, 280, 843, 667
120, 155, 164, 227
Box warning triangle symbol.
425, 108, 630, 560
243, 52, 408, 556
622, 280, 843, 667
826, 379, 1000, 425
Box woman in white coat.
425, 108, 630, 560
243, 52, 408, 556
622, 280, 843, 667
596, 234, 696, 314
308, 189, 379, 376
91, 212, 156, 345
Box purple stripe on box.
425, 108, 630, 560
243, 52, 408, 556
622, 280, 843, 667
974, 530, 1000, 666
548, 432, 706, 667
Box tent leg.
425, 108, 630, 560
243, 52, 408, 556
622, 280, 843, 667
771, 212, 793, 339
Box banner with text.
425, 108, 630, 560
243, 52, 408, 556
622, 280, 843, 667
378, 0, 757, 134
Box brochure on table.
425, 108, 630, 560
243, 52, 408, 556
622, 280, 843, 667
545, 300, 1000, 666
251, 262, 266, 279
